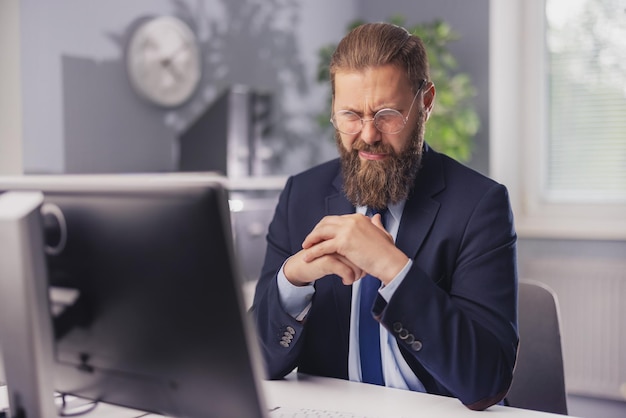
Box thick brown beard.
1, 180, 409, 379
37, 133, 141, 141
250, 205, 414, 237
337, 114, 425, 210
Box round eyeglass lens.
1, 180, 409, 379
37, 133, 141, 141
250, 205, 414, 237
374, 109, 405, 134
333, 111, 362, 134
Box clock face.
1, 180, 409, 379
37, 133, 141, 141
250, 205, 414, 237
126, 16, 201, 108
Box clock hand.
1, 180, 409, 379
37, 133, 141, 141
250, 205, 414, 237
161, 60, 183, 81
160, 43, 200, 92
160, 42, 193, 79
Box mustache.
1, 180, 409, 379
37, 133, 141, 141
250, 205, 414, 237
351, 139, 395, 155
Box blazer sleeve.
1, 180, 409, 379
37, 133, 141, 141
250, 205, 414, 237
374, 182, 518, 410
249, 176, 308, 379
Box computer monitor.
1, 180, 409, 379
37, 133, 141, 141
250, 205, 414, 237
0, 174, 268, 417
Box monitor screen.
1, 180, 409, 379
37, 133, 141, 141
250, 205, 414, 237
0, 174, 267, 417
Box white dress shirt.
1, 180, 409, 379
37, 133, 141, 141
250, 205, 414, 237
276, 202, 426, 392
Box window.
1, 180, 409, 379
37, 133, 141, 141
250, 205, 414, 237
490, 0, 626, 239
546, 0, 626, 203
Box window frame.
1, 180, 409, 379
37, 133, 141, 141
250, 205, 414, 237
489, 0, 626, 240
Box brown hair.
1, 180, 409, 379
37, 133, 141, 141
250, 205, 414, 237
329, 22, 430, 97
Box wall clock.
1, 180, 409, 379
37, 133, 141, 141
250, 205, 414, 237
126, 16, 202, 108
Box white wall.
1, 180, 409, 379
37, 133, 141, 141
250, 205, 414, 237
0, 0, 23, 175
16, 0, 355, 175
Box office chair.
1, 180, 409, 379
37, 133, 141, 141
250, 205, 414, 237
506, 279, 568, 415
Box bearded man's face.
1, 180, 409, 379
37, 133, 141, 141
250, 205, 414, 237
332, 65, 430, 209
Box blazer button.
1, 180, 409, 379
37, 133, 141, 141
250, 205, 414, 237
393, 322, 403, 333
405, 334, 415, 344
280, 341, 290, 348
411, 340, 423, 352
398, 329, 409, 339
286, 326, 296, 335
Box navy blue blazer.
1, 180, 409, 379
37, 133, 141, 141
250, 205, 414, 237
251, 145, 518, 410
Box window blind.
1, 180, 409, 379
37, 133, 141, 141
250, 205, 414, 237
545, 0, 626, 202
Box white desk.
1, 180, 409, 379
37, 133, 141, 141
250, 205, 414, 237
1, 374, 578, 418
262, 373, 574, 418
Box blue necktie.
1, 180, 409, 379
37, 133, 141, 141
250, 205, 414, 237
359, 207, 387, 385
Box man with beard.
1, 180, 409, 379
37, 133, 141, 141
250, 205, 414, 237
251, 22, 518, 411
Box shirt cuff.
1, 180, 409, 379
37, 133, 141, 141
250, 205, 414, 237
277, 259, 315, 320
378, 259, 413, 302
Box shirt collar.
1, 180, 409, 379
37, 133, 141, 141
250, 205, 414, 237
357, 200, 406, 224
386, 200, 406, 226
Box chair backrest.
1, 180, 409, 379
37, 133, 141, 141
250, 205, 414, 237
506, 280, 568, 415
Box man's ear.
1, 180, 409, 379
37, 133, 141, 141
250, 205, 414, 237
422, 82, 436, 121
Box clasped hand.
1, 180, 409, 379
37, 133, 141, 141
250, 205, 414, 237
283, 213, 408, 286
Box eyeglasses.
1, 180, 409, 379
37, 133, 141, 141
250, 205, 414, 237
331, 80, 427, 135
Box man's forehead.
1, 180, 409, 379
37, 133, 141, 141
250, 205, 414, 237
334, 64, 407, 82
333, 66, 412, 108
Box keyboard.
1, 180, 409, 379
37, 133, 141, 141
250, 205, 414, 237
269, 406, 388, 417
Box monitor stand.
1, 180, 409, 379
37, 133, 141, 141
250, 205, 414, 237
0, 191, 57, 418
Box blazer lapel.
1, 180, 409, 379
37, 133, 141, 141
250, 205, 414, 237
327, 173, 354, 216
396, 146, 445, 259
325, 169, 354, 347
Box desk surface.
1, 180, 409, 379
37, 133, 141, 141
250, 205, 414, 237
1, 374, 577, 418
262, 373, 573, 418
